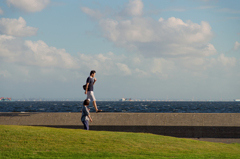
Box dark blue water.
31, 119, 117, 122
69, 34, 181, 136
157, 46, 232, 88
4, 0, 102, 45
0, 101, 240, 113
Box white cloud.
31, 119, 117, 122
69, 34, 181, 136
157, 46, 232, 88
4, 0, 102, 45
0, 34, 175, 79
217, 54, 236, 67
234, 41, 240, 50
81, 7, 103, 20
0, 34, 15, 41
120, 0, 143, 16
116, 63, 132, 75
0, 7, 4, 15
81, 0, 216, 58
150, 58, 175, 79
6, 0, 50, 13
77, 52, 131, 76
0, 36, 78, 69
0, 17, 38, 37
99, 17, 215, 58
135, 68, 148, 77
0, 35, 134, 77
25, 40, 79, 69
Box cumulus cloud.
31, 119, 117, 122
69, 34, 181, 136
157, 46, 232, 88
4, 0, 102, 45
82, 0, 216, 58
81, 7, 103, 20
149, 58, 175, 79
0, 36, 134, 77
0, 17, 38, 37
0, 32, 238, 90
6, 0, 50, 13
25, 40, 79, 69
0, 35, 78, 69
217, 54, 236, 66
234, 41, 240, 50
0, 34, 175, 79
116, 63, 132, 75
120, 0, 143, 16
77, 52, 134, 76
99, 17, 215, 58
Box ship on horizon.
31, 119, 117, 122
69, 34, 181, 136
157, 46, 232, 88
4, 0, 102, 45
0, 97, 12, 101
119, 98, 132, 101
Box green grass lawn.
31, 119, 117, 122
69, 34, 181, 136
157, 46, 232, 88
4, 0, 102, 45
0, 125, 240, 159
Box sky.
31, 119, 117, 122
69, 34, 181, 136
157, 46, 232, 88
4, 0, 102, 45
0, 0, 239, 100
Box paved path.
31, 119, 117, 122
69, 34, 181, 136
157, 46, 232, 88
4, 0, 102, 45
1, 112, 240, 142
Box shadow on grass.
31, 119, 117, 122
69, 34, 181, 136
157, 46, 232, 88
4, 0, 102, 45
33, 125, 240, 139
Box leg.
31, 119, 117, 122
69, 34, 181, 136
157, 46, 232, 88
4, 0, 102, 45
82, 121, 86, 130
93, 100, 102, 112
82, 121, 89, 130
89, 91, 98, 112
88, 91, 102, 112
85, 120, 89, 130
93, 100, 98, 112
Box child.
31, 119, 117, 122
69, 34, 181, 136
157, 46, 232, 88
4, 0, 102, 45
81, 99, 92, 130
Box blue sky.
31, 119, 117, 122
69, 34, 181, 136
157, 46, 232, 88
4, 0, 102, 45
0, 0, 239, 100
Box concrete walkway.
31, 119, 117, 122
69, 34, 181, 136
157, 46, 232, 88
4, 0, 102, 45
1, 112, 240, 144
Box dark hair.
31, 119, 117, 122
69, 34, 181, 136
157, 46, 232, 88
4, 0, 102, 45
90, 70, 96, 76
83, 99, 90, 106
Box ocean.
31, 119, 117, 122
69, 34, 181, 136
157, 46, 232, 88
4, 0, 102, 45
0, 101, 240, 113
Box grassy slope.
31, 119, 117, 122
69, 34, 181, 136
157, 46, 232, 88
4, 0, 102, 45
0, 125, 240, 159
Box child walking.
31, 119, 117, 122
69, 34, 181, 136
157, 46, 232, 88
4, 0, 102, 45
81, 99, 92, 130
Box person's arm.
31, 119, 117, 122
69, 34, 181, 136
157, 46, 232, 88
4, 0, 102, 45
86, 108, 92, 122
88, 115, 92, 122
93, 78, 97, 85
85, 83, 89, 94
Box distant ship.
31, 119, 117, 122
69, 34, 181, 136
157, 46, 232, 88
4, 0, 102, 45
0, 97, 12, 101
234, 99, 240, 102
119, 98, 132, 101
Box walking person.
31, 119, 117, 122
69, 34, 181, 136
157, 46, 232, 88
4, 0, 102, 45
81, 99, 92, 130
85, 70, 102, 113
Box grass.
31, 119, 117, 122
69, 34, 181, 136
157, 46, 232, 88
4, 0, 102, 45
0, 125, 240, 158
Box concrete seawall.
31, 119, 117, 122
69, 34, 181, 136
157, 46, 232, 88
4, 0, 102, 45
1, 112, 240, 138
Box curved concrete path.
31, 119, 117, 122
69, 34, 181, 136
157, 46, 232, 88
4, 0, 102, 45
1, 112, 240, 143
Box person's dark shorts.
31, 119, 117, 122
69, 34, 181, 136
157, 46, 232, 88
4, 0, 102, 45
82, 120, 89, 130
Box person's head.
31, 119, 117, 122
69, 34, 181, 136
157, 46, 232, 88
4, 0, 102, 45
83, 99, 90, 106
90, 70, 96, 77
